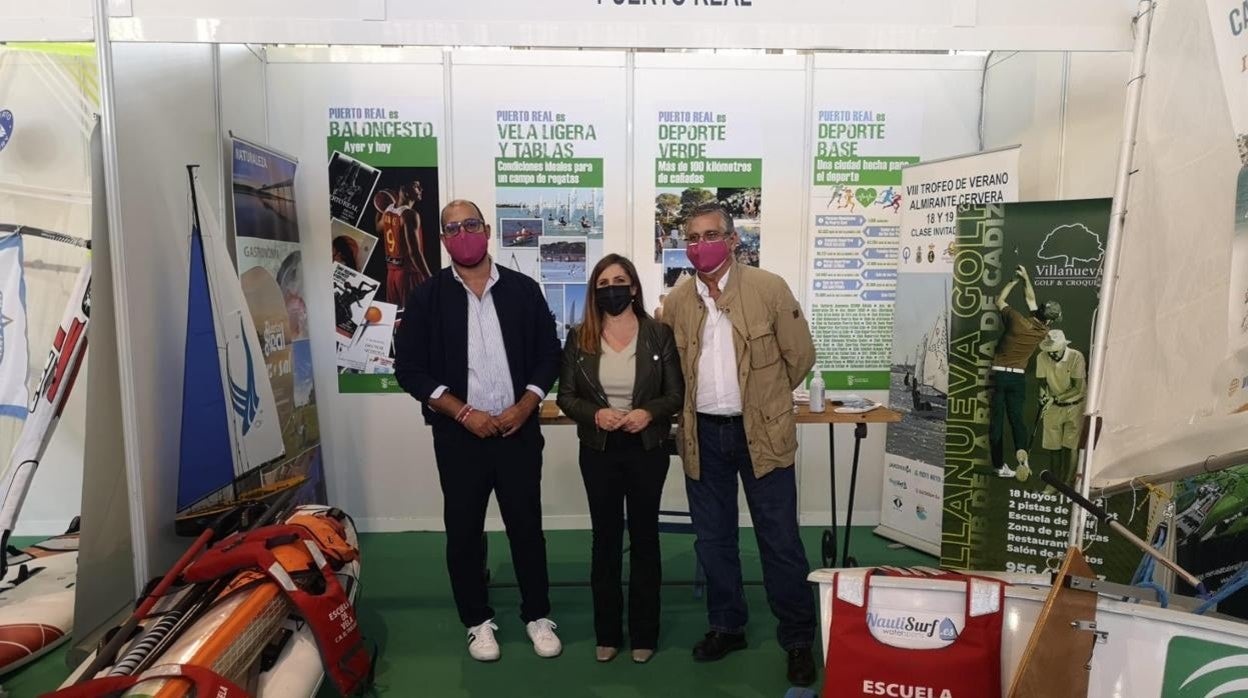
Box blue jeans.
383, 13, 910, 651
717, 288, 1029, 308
686, 414, 816, 650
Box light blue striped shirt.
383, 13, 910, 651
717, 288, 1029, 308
431, 262, 544, 416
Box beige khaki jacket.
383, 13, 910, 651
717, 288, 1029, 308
664, 263, 816, 480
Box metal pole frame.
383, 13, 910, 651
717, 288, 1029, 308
1071, 0, 1157, 547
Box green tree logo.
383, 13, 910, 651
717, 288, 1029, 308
1038, 223, 1104, 268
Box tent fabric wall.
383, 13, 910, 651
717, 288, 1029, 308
981, 51, 1130, 201
1089, 0, 1244, 488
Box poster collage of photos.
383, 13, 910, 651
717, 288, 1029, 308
496, 188, 604, 343
328, 146, 441, 390
229, 138, 327, 504
655, 186, 761, 289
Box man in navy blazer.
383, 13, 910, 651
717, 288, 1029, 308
395, 199, 563, 662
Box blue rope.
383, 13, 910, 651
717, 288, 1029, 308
1195, 566, 1248, 616
1130, 523, 1169, 606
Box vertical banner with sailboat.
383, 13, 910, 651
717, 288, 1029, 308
494, 104, 604, 344
879, 147, 1019, 554
327, 103, 441, 393
230, 137, 326, 505
941, 200, 1148, 581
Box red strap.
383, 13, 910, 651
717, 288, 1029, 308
41, 663, 250, 698
182, 524, 373, 695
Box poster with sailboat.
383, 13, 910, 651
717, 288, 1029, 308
879, 147, 1019, 554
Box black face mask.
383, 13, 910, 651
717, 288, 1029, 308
595, 285, 634, 316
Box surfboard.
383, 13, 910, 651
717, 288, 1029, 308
0, 226, 90, 677
0, 531, 78, 674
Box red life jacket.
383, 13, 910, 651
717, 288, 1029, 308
822, 568, 1005, 698
179, 522, 374, 696
42, 663, 250, 698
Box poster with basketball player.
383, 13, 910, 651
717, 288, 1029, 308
230, 136, 326, 504
327, 104, 441, 393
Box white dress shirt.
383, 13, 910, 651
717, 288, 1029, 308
694, 268, 742, 415
430, 262, 544, 415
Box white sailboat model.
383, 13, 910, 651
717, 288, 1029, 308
57, 168, 360, 698
811, 4, 1248, 695
174, 167, 287, 531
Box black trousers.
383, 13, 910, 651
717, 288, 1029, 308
579, 433, 669, 649
432, 425, 550, 628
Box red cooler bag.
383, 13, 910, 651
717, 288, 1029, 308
821, 568, 1004, 698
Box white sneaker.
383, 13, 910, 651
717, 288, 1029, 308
526, 618, 562, 658
996, 466, 1017, 478
467, 620, 501, 662
1015, 450, 1032, 482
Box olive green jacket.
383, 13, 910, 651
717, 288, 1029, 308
663, 264, 815, 480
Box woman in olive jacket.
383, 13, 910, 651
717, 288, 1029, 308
557, 253, 684, 664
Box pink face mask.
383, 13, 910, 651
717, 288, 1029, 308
686, 239, 731, 274
444, 231, 489, 267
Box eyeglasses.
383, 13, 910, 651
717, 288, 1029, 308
685, 230, 728, 244
442, 218, 485, 237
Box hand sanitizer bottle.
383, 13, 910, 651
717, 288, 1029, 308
809, 374, 826, 413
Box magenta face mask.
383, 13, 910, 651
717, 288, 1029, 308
686, 239, 731, 274
444, 231, 489, 267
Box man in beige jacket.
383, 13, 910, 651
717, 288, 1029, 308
663, 202, 818, 687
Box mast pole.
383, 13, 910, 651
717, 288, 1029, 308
1071, 0, 1157, 546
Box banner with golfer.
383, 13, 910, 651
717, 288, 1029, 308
326, 102, 442, 393
941, 200, 1146, 581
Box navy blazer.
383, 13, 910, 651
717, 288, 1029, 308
394, 263, 561, 436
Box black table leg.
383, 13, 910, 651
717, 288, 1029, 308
841, 422, 868, 567
821, 422, 838, 568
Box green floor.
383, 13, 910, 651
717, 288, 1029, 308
1, 527, 934, 698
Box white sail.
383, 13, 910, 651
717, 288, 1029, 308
921, 304, 949, 396
1088, 4, 1244, 489
192, 172, 285, 477
0, 262, 89, 537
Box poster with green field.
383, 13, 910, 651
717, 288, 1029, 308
652, 108, 762, 288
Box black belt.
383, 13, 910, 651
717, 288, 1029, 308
1053, 399, 1084, 407
697, 413, 743, 424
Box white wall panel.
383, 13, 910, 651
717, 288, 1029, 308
110, 42, 224, 571
263, 47, 449, 532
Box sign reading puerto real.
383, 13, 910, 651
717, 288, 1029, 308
806, 105, 920, 390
